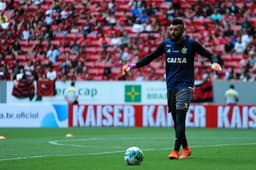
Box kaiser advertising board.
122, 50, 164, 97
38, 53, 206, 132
0, 104, 68, 127
68, 104, 256, 128
6, 81, 168, 104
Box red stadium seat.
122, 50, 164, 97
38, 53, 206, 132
16, 55, 27, 62
221, 54, 232, 61
85, 62, 95, 68
231, 25, 241, 31
231, 54, 243, 61
87, 68, 104, 75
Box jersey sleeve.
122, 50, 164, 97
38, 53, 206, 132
192, 40, 218, 63
135, 41, 165, 68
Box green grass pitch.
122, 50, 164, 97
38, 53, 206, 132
0, 128, 255, 170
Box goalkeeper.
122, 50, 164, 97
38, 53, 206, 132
122, 18, 222, 159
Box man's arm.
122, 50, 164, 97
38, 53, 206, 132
122, 42, 165, 74
192, 41, 222, 72
135, 42, 165, 68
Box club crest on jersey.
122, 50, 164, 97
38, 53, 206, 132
181, 47, 188, 54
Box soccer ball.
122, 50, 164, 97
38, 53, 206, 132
124, 146, 144, 165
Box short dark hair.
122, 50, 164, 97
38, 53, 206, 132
230, 84, 235, 89
171, 18, 184, 25
71, 81, 75, 86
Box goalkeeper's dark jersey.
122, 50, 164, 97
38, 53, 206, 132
135, 37, 217, 90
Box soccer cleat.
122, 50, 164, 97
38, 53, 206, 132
168, 150, 179, 159
179, 147, 192, 159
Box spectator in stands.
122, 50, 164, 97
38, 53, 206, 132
130, 0, 141, 20
21, 24, 31, 41
239, 69, 250, 82
83, 24, 91, 38
120, 47, 131, 64
225, 84, 239, 104
167, 3, 175, 21
105, 11, 117, 26
24, 61, 35, 79
241, 30, 253, 47
103, 67, 112, 80
228, 2, 239, 15
234, 37, 246, 54
76, 61, 85, 75
248, 50, 256, 68
0, 64, 7, 80
11, 41, 21, 56
0, 0, 6, 11
135, 71, 145, 81
71, 40, 81, 55
210, 9, 223, 22
223, 24, 234, 37
46, 45, 60, 63
107, 0, 116, 13
0, 12, 9, 30
132, 18, 144, 33
46, 66, 57, 81
150, 16, 160, 32
44, 26, 54, 42
60, 6, 73, 21
109, 32, 122, 46
65, 81, 79, 104
70, 24, 80, 33
120, 30, 130, 48
46, 65, 57, 94
240, 16, 253, 32
32, 0, 43, 6
44, 13, 54, 27
139, 9, 149, 24
144, 19, 153, 32
98, 34, 110, 51
15, 66, 25, 81
225, 67, 234, 80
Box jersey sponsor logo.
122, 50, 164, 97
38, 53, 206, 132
167, 57, 187, 63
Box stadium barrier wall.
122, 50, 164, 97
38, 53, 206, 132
0, 81, 6, 103
68, 104, 256, 129
0, 103, 255, 128
4, 80, 256, 104
0, 104, 68, 128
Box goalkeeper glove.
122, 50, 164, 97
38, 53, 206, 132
122, 63, 136, 75
210, 63, 222, 72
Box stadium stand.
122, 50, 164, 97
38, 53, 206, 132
0, 0, 255, 81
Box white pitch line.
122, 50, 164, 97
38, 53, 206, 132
0, 142, 256, 162
0, 155, 45, 161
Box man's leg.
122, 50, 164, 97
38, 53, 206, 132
167, 90, 179, 159
174, 110, 187, 151
167, 90, 176, 128
175, 88, 192, 159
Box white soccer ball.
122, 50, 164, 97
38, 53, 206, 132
124, 146, 144, 165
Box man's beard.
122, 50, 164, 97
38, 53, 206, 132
170, 33, 182, 42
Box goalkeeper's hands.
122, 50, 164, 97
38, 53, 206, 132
210, 63, 222, 72
122, 63, 136, 75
